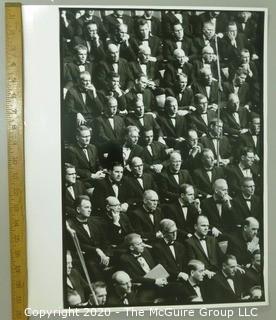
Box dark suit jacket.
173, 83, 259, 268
130, 206, 164, 243
106, 290, 136, 307
97, 89, 127, 111
162, 11, 192, 39
91, 176, 130, 213
130, 35, 163, 61
221, 107, 250, 137
67, 268, 90, 304
94, 115, 126, 145
199, 135, 232, 160
63, 60, 94, 89
128, 60, 158, 82
125, 87, 156, 113
162, 201, 199, 236
163, 61, 193, 87
208, 271, 244, 303
152, 238, 189, 280
192, 80, 219, 105
141, 141, 169, 168
64, 86, 103, 117
163, 37, 197, 61
176, 140, 203, 171
125, 113, 162, 140
239, 132, 262, 158
165, 87, 194, 110
193, 35, 218, 56
222, 81, 250, 107
232, 194, 261, 225
95, 58, 133, 90
193, 166, 226, 197
225, 163, 260, 196
182, 279, 209, 303
158, 167, 194, 202
64, 180, 86, 216
187, 110, 217, 137
244, 265, 262, 293
73, 14, 107, 38
185, 234, 223, 271
106, 38, 137, 62
71, 36, 106, 62
201, 197, 236, 234
192, 59, 218, 80
103, 13, 134, 35
65, 143, 101, 182
157, 114, 187, 148
124, 172, 157, 206
120, 248, 157, 285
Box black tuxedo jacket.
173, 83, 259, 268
162, 201, 199, 236
162, 11, 192, 39
244, 266, 262, 293
192, 80, 219, 105
124, 172, 158, 206
64, 180, 86, 216
187, 110, 217, 137
192, 59, 218, 80
125, 114, 162, 140
67, 268, 90, 304
125, 87, 156, 113
163, 37, 197, 61
105, 38, 137, 62
71, 36, 106, 62
221, 107, 250, 137
103, 13, 134, 35
95, 58, 133, 90
193, 36, 218, 56
232, 194, 261, 225
158, 167, 194, 202
185, 234, 223, 271
141, 141, 169, 167
199, 135, 232, 160
165, 87, 194, 110
222, 81, 250, 107
201, 196, 236, 234
193, 166, 226, 197
65, 143, 101, 182
64, 86, 103, 117
130, 206, 164, 243
91, 176, 130, 213
157, 114, 188, 148
152, 238, 189, 280
239, 132, 262, 158
128, 60, 158, 82
97, 89, 127, 111
163, 61, 193, 87
94, 115, 125, 145
208, 271, 244, 303
63, 60, 94, 89
120, 248, 157, 285
73, 14, 107, 38
130, 35, 163, 61
106, 290, 137, 307
176, 140, 203, 171
182, 279, 209, 303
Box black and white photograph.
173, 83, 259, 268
60, 7, 266, 309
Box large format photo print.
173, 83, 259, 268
61, 7, 266, 308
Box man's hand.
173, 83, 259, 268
222, 194, 232, 208
177, 272, 189, 281
156, 231, 163, 239
204, 269, 216, 279
120, 203, 129, 212
76, 113, 86, 126
86, 83, 97, 97
211, 227, 222, 238
209, 103, 218, 112
150, 164, 163, 174
96, 248, 110, 266
193, 198, 202, 214
91, 170, 106, 180
155, 278, 168, 287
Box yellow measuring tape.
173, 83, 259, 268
5, 3, 28, 320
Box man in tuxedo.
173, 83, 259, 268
121, 126, 144, 167
244, 249, 263, 294
177, 129, 202, 171
226, 146, 260, 196
193, 148, 225, 198
163, 48, 193, 88
199, 118, 232, 166
162, 183, 201, 241
152, 219, 190, 282
97, 72, 127, 112
192, 66, 219, 109
232, 177, 261, 226
141, 129, 170, 174
125, 74, 156, 113
124, 156, 157, 207
185, 215, 223, 274
208, 254, 245, 303
71, 22, 106, 63
201, 178, 235, 239
63, 44, 94, 90
239, 115, 262, 160
64, 163, 87, 217
130, 18, 163, 62
107, 271, 136, 306
93, 96, 126, 146
157, 96, 188, 148
162, 10, 191, 39
128, 45, 159, 84
66, 196, 111, 281
107, 23, 137, 62
95, 43, 133, 91
227, 217, 260, 266
65, 125, 105, 188
125, 98, 163, 142
158, 151, 194, 203
163, 22, 196, 62
221, 93, 250, 143
187, 93, 216, 137
103, 10, 134, 35
192, 45, 218, 81
165, 73, 195, 113
130, 190, 164, 244
138, 10, 161, 37
92, 162, 129, 214
64, 71, 104, 133
193, 21, 218, 56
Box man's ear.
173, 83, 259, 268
76, 206, 80, 214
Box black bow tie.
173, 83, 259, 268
168, 241, 175, 246
181, 205, 187, 208
82, 145, 88, 149
192, 284, 199, 288
134, 254, 142, 259
199, 236, 206, 241
215, 200, 223, 204
80, 221, 88, 225
244, 198, 252, 202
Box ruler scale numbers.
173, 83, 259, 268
6, 3, 28, 320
